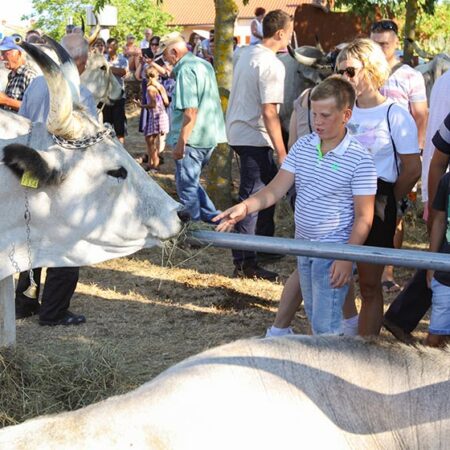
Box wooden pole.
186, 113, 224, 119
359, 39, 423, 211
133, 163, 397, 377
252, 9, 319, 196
0, 276, 15, 347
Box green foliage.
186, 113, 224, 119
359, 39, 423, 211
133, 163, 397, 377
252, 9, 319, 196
416, 1, 450, 53
334, 0, 436, 20
26, 0, 175, 42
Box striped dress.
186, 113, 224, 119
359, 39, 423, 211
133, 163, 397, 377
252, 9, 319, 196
142, 89, 169, 136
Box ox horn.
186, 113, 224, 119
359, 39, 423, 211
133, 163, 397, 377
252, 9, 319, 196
87, 14, 101, 47
287, 44, 323, 67
18, 40, 83, 140
42, 35, 81, 105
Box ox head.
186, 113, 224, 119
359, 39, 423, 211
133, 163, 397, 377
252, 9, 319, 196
80, 53, 123, 105
78, 17, 122, 105
287, 45, 333, 84
278, 45, 333, 136
0, 40, 184, 279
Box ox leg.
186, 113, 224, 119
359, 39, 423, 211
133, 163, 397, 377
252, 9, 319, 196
0, 276, 16, 347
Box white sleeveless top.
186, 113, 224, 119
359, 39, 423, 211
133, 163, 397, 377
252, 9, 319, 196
250, 19, 263, 45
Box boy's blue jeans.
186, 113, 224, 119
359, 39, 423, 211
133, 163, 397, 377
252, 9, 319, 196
175, 145, 220, 223
298, 256, 348, 335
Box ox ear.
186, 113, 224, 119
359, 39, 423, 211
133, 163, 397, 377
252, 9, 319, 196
2, 144, 63, 186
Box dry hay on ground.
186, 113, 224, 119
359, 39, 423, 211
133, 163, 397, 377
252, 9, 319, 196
0, 114, 430, 427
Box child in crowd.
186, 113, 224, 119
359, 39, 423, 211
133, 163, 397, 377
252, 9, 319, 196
134, 66, 169, 172
426, 170, 450, 347
214, 77, 377, 335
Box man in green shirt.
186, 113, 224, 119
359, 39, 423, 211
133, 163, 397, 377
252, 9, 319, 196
157, 32, 226, 222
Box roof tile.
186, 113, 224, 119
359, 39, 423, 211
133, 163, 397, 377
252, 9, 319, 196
162, 0, 311, 26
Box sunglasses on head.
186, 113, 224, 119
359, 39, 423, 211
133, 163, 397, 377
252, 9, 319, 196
370, 20, 398, 34
336, 67, 357, 78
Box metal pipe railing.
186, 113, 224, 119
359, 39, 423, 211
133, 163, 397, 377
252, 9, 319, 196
190, 231, 450, 272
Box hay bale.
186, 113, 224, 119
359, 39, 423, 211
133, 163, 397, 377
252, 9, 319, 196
0, 344, 128, 427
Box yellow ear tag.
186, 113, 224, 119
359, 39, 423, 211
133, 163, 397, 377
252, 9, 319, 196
21, 171, 39, 189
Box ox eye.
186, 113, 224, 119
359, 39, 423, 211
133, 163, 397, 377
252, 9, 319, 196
107, 167, 127, 180
100, 65, 107, 71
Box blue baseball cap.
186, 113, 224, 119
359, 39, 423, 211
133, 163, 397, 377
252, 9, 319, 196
0, 36, 22, 52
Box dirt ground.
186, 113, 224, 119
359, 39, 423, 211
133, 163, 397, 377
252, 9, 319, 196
10, 112, 430, 420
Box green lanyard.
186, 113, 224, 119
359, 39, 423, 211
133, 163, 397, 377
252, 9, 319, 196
316, 142, 323, 162
317, 141, 339, 171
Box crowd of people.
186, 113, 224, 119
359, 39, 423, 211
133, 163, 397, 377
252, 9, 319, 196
1, 9, 449, 347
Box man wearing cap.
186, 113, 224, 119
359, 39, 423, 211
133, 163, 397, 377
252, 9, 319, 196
157, 31, 226, 223
0, 36, 37, 111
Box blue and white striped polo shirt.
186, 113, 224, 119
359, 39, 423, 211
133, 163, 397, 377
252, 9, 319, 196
282, 131, 377, 243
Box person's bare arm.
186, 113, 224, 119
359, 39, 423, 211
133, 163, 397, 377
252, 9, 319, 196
0, 92, 21, 111
150, 61, 167, 76
135, 58, 144, 81
173, 108, 198, 160
251, 20, 263, 40
330, 195, 375, 288
154, 82, 169, 107
287, 109, 298, 150
262, 103, 287, 163
213, 169, 295, 231
410, 101, 428, 150
428, 149, 450, 227
427, 210, 446, 287
393, 153, 421, 201
110, 66, 127, 78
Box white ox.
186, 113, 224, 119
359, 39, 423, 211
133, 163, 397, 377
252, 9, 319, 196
0, 40, 183, 282
0, 336, 448, 449
80, 51, 123, 105
0, 37, 122, 107
415, 53, 450, 102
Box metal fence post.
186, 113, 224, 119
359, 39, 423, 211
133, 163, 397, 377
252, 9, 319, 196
0, 276, 15, 347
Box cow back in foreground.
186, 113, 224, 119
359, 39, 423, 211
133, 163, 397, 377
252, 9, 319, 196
0, 336, 448, 449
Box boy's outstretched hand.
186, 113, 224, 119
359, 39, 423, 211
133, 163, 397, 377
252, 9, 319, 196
212, 203, 248, 232
330, 260, 353, 288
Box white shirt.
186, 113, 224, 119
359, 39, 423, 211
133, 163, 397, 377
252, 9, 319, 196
226, 44, 285, 147
140, 39, 150, 49
348, 99, 419, 183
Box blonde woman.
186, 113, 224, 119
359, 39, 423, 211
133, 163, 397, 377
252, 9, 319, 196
336, 38, 421, 335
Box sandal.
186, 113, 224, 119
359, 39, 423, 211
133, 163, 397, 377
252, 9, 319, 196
382, 280, 401, 293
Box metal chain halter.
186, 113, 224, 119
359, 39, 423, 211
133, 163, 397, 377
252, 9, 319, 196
8, 123, 38, 297
51, 122, 115, 149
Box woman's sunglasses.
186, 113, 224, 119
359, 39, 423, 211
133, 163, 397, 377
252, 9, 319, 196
336, 67, 357, 78
370, 20, 398, 34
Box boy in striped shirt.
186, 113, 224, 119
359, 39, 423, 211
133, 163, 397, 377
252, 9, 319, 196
214, 77, 377, 335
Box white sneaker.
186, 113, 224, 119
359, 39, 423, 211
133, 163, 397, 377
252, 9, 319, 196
265, 326, 294, 338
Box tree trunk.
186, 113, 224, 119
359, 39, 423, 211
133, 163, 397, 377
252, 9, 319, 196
206, 0, 239, 209
403, 0, 419, 66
